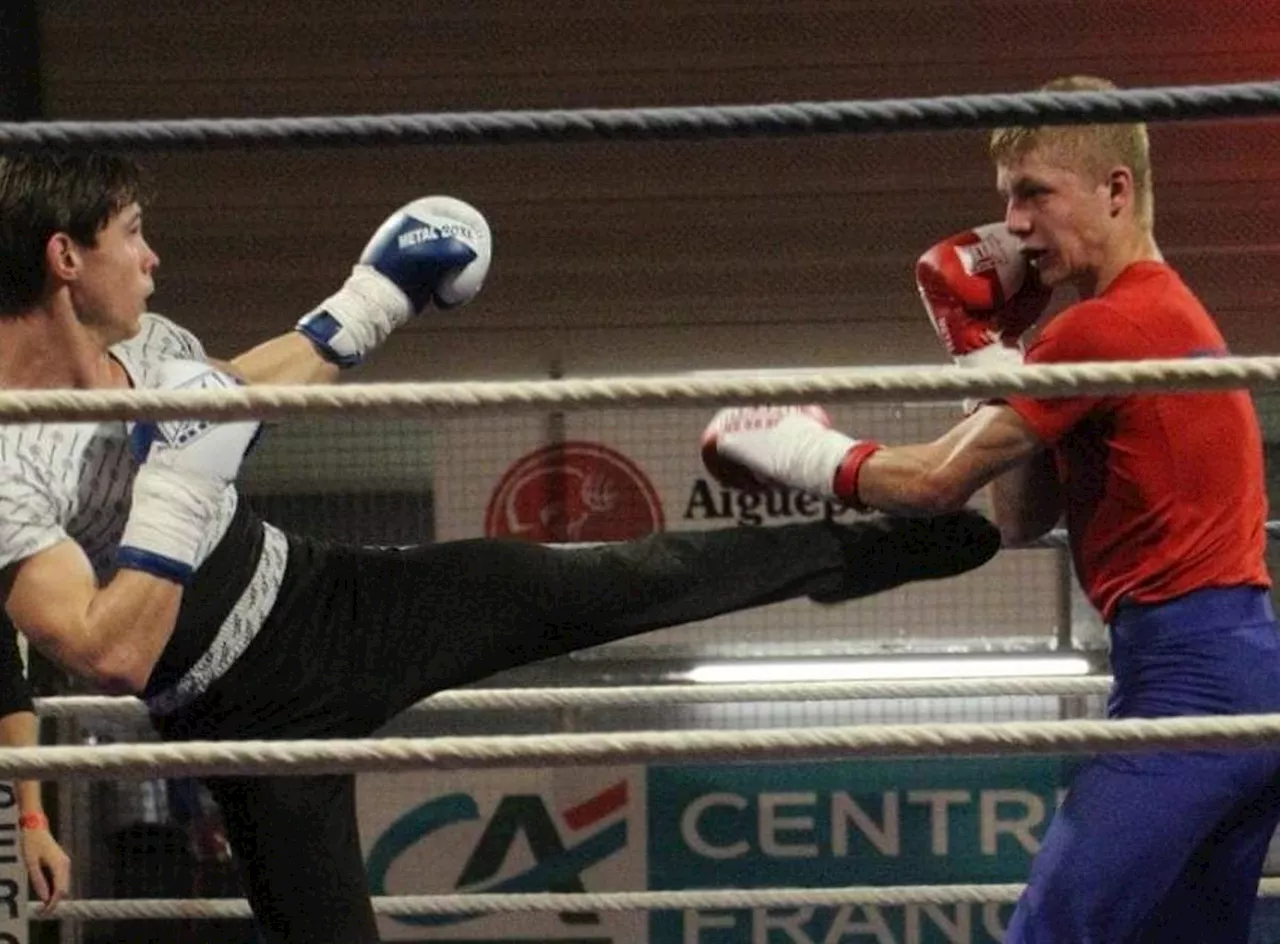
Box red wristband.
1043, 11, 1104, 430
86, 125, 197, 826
832, 440, 883, 511
19, 812, 49, 830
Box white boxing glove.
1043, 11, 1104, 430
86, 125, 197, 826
297, 195, 493, 367
117, 360, 262, 584
701, 405, 883, 510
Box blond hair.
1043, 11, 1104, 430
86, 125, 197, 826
989, 76, 1154, 230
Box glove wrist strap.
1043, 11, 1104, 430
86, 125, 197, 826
833, 441, 884, 512
954, 341, 1025, 414
758, 417, 860, 500
296, 266, 413, 368
118, 466, 225, 584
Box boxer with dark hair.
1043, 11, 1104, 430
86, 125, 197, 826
0, 149, 1001, 943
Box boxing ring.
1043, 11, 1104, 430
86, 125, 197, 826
18, 675, 1280, 925
2, 78, 1280, 937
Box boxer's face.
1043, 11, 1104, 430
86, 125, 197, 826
64, 201, 159, 343
996, 146, 1121, 296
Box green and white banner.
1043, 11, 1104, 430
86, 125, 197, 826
358, 757, 1072, 943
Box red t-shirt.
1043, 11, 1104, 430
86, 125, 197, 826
1005, 262, 1269, 621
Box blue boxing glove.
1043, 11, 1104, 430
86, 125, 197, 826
117, 360, 262, 584
296, 195, 492, 367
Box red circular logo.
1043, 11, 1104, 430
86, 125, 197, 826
484, 441, 665, 542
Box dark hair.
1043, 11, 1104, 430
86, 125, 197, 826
0, 151, 149, 313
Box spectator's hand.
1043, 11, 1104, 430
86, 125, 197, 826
21, 825, 70, 914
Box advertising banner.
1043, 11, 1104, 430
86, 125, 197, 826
358, 758, 1072, 943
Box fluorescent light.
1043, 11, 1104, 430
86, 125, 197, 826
683, 655, 1092, 684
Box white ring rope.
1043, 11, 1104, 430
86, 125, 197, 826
32, 879, 1280, 921
9, 713, 1280, 779
4, 356, 1280, 423
38, 676, 1111, 723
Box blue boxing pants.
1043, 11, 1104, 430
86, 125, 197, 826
1005, 586, 1280, 944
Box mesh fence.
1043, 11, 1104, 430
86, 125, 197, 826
243, 398, 1070, 659
42, 390, 1280, 938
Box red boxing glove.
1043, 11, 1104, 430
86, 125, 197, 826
701, 405, 882, 510
915, 223, 1052, 369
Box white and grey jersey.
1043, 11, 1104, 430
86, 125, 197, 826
0, 313, 219, 576
0, 313, 288, 713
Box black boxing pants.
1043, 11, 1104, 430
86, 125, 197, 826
154, 512, 998, 943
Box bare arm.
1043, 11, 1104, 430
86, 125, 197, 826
204, 194, 490, 386
4, 542, 181, 693
212, 332, 339, 386
987, 446, 1063, 545
0, 710, 43, 814
0, 710, 70, 912
856, 405, 1051, 537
